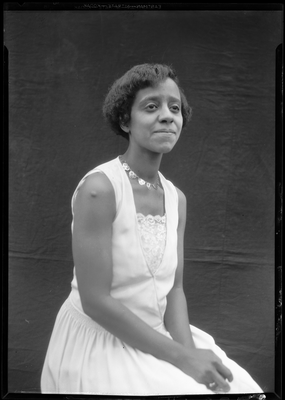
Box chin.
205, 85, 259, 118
153, 145, 175, 154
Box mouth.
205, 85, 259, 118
154, 129, 176, 134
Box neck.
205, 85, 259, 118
122, 149, 163, 183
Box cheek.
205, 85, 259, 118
177, 115, 183, 130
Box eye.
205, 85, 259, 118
170, 104, 181, 113
145, 103, 158, 111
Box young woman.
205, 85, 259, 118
41, 64, 262, 395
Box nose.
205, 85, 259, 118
158, 105, 174, 123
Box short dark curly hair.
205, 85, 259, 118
102, 63, 192, 140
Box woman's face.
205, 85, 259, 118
122, 78, 183, 155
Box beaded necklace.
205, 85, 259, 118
119, 157, 160, 190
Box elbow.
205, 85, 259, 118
80, 294, 111, 323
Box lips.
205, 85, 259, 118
154, 129, 176, 134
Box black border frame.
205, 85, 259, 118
2, 2, 283, 399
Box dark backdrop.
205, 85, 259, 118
6, 8, 282, 394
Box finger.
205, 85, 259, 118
210, 370, 231, 392
214, 361, 234, 382
207, 382, 218, 391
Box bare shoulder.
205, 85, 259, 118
80, 172, 114, 196
73, 172, 116, 221
176, 187, 187, 210
175, 186, 187, 226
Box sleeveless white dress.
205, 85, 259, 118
41, 157, 263, 395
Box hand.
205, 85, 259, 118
178, 348, 234, 392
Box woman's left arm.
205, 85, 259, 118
164, 188, 196, 349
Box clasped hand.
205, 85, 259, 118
178, 348, 234, 392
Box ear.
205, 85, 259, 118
119, 115, 130, 133
120, 124, 130, 133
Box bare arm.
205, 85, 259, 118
72, 173, 233, 391
164, 188, 195, 349
164, 187, 234, 391
72, 173, 186, 366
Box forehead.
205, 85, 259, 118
134, 78, 181, 103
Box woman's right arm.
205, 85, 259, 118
72, 173, 184, 362
72, 173, 232, 392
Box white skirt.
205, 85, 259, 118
41, 296, 263, 395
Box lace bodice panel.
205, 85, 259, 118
137, 213, 167, 275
